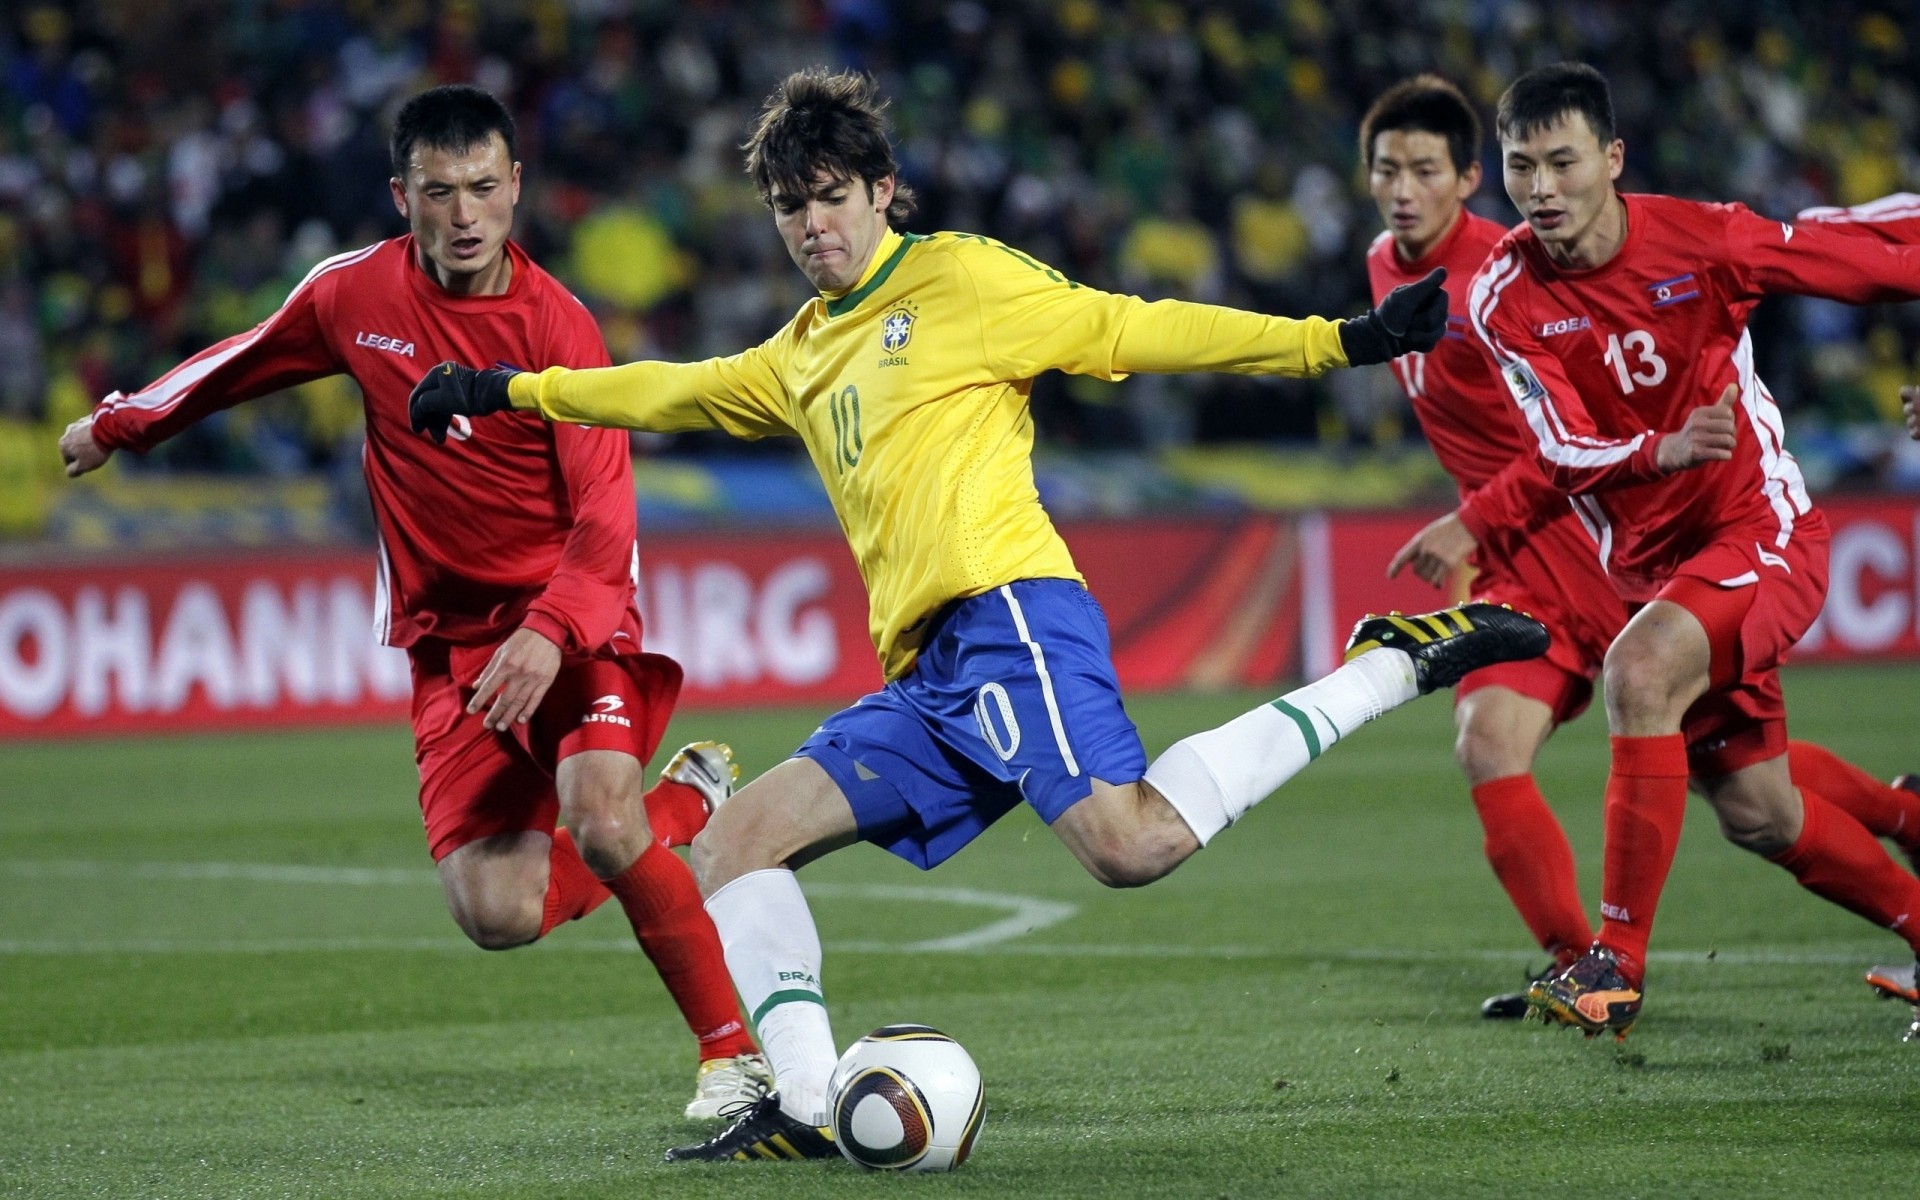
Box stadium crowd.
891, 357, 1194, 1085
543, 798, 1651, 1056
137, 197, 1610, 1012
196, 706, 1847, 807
3, 0, 1917, 497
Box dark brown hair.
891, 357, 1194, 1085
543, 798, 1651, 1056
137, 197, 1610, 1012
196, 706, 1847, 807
1360, 74, 1482, 173
742, 68, 917, 224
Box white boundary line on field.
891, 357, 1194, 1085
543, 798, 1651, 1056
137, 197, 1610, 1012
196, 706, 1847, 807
0, 860, 1080, 954
2, 860, 435, 887
0, 860, 1901, 966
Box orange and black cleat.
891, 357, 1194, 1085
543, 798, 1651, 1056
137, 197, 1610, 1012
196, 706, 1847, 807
1526, 943, 1642, 1041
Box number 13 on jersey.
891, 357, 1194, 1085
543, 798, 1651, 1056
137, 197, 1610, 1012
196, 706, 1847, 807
1602, 329, 1667, 393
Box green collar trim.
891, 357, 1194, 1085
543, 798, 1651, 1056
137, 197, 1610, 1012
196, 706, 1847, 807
824, 232, 923, 318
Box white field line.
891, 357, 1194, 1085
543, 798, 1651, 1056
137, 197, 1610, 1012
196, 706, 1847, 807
805, 883, 1080, 952
0, 860, 1078, 954
0, 860, 1899, 966
3, 860, 434, 887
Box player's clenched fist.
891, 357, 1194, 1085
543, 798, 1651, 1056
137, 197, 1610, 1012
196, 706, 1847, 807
57, 414, 111, 478
1339, 266, 1449, 366
1655, 383, 1739, 473
1902, 385, 1920, 441
409, 361, 519, 443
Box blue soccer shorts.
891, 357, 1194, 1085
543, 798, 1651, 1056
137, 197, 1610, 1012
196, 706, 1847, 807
796, 578, 1148, 869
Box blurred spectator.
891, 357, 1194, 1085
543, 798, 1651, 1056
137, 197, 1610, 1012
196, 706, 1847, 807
2, 0, 1916, 488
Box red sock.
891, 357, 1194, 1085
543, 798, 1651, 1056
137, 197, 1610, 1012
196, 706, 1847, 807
643, 778, 711, 849
1471, 774, 1593, 966
1596, 734, 1690, 987
539, 828, 614, 937
605, 841, 757, 1060
1787, 741, 1920, 851
1770, 788, 1920, 954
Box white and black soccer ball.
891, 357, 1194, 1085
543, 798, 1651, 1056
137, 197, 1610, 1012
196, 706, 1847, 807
826, 1024, 985, 1172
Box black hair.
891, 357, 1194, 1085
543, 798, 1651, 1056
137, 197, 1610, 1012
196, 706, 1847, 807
390, 85, 517, 179
742, 68, 917, 224
1360, 74, 1482, 173
1496, 62, 1616, 145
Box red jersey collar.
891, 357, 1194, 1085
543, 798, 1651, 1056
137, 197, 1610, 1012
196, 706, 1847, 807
1520, 193, 1645, 282
403, 235, 532, 311
1382, 206, 1478, 277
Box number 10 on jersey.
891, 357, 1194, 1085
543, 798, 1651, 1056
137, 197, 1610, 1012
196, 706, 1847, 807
829, 384, 863, 472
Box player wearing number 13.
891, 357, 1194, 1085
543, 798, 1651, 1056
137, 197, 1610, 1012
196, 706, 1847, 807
1467, 63, 1920, 1037
410, 68, 1552, 1161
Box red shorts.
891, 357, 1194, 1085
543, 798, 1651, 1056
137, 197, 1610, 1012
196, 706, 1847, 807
409, 638, 683, 861
1457, 514, 1626, 725
1661, 512, 1831, 778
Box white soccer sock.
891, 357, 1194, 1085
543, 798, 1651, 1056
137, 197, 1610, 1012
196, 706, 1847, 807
704, 868, 839, 1125
1144, 647, 1419, 844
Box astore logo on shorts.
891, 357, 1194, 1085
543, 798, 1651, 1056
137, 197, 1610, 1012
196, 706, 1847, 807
584, 693, 631, 728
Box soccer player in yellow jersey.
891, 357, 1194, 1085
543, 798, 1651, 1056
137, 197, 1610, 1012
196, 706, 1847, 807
411, 68, 1549, 1161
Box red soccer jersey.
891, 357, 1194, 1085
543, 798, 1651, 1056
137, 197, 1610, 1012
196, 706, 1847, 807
1796, 191, 1920, 243
90, 236, 634, 654
1366, 210, 1571, 544
1467, 193, 1920, 599
1370, 209, 1625, 685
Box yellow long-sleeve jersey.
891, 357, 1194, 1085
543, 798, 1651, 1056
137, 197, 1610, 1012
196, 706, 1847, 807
509, 227, 1350, 679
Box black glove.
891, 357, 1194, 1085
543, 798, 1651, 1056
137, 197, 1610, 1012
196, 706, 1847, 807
1338, 266, 1449, 366
408, 361, 519, 443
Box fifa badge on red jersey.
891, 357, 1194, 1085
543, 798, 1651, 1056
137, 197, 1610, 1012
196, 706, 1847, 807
1502, 360, 1548, 404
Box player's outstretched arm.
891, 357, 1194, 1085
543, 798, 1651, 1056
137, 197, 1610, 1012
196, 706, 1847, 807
415, 349, 793, 440
1654, 384, 1738, 472
408, 362, 520, 443
1337, 267, 1449, 366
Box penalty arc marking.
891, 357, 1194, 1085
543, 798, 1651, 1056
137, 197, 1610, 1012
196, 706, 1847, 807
0, 860, 1080, 954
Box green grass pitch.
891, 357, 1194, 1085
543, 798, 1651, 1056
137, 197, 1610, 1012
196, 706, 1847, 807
4, 664, 1918, 1198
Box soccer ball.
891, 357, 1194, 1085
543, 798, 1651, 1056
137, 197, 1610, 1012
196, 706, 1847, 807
826, 1024, 985, 1172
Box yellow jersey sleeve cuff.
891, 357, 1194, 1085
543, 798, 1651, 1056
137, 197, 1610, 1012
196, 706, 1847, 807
507, 369, 544, 411
1320, 319, 1352, 371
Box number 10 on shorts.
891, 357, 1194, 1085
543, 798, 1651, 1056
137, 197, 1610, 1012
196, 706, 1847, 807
974, 682, 1021, 761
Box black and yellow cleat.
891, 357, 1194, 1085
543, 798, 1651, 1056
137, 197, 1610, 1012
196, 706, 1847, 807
1526, 944, 1642, 1041
1343, 602, 1550, 694
664, 1093, 838, 1163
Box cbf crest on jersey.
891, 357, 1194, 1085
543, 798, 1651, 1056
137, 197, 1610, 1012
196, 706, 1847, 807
881, 306, 915, 353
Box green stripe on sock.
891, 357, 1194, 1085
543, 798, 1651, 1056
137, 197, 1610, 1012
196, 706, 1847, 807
1269, 697, 1322, 760
1313, 706, 1341, 747
752, 988, 827, 1028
